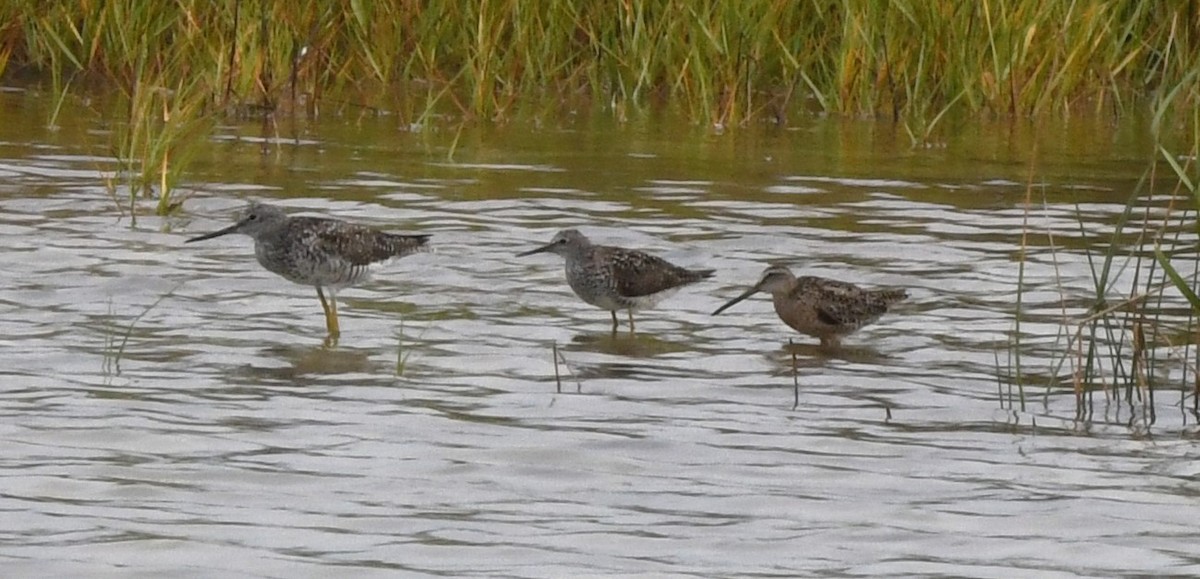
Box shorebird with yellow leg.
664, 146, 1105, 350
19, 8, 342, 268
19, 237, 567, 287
712, 264, 907, 348
185, 202, 429, 345
518, 229, 714, 333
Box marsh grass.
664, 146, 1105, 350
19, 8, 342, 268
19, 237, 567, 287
394, 316, 431, 377
1006, 43, 1200, 423
112, 81, 215, 218
102, 285, 181, 377
4, 1, 1200, 127
551, 341, 581, 394
790, 338, 799, 410
5, 2, 1200, 211
1009, 145, 1200, 423
552, 341, 562, 393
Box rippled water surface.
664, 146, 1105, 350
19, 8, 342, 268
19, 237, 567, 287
3, 88, 1200, 577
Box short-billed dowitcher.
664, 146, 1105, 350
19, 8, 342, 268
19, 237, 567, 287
518, 229, 714, 333
185, 202, 429, 340
712, 264, 906, 347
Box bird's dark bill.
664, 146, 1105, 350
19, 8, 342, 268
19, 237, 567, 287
516, 242, 554, 257
185, 222, 240, 243
711, 286, 760, 316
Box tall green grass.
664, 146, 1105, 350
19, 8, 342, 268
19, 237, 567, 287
1008, 147, 1200, 422
1003, 16, 1200, 422
4, 1, 1200, 125
3, 1, 1200, 210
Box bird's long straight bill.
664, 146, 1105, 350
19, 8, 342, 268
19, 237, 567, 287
711, 285, 761, 316
516, 242, 555, 257
185, 222, 241, 243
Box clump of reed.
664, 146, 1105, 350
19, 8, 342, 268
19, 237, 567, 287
3, 1, 1200, 211
1004, 53, 1200, 425
4, 1, 1200, 126
1008, 142, 1200, 424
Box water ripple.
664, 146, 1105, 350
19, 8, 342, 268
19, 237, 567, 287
1, 110, 1197, 576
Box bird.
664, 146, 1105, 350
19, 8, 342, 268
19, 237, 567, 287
712, 264, 907, 347
185, 202, 429, 342
518, 229, 715, 333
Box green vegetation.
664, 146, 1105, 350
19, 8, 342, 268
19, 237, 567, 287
5, 1, 1198, 418
5, 1, 1200, 125
2, 1, 1199, 212
1008, 146, 1200, 421
102, 284, 181, 377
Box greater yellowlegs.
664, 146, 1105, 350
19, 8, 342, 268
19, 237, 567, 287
185, 202, 429, 340
518, 229, 714, 332
712, 264, 906, 347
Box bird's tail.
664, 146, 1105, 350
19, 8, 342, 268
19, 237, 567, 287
875, 288, 909, 306
386, 233, 432, 257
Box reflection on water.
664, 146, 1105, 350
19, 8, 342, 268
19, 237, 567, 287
2, 87, 1199, 576
782, 340, 900, 366
568, 331, 693, 357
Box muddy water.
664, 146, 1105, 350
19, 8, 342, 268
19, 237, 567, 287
2, 88, 1199, 577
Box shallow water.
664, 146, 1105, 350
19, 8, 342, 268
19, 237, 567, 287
2, 87, 1199, 577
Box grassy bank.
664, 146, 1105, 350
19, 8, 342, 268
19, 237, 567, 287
2, 1, 1199, 214
3, 1, 1200, 127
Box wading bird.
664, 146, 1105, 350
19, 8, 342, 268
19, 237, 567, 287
713, 264, 906, 347
186, 202, 429, 343
519, 229, 714, 333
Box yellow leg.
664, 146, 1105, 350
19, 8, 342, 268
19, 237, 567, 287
322, 333, 339, 349
627, 310, 636, 333
329, 294, 340, 333
317, 287, 340, 337
317, 287, 331, 320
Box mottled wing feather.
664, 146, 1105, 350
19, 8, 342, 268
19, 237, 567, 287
293, 217, 429, 266
815, 307, 842, 326
599, 246, 714, 298
795, 276, 906, 327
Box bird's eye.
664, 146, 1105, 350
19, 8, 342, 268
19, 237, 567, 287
556, 238, 566, 244
248, 213, 258, 221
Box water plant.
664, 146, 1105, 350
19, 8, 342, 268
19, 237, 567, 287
102, 284, 181, 377
1008, 146, 1200, 423
2, 1, 1199, 127
394, 316, 429, 377
790, 338, 799, 410
1, 1, 1198, 215
1002, 10, 1200, 423
552, 341, 581, 394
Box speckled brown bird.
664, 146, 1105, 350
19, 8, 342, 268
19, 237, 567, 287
712, 264, 906, 347
185, 202, 429, 340
518, 229, 714, 333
